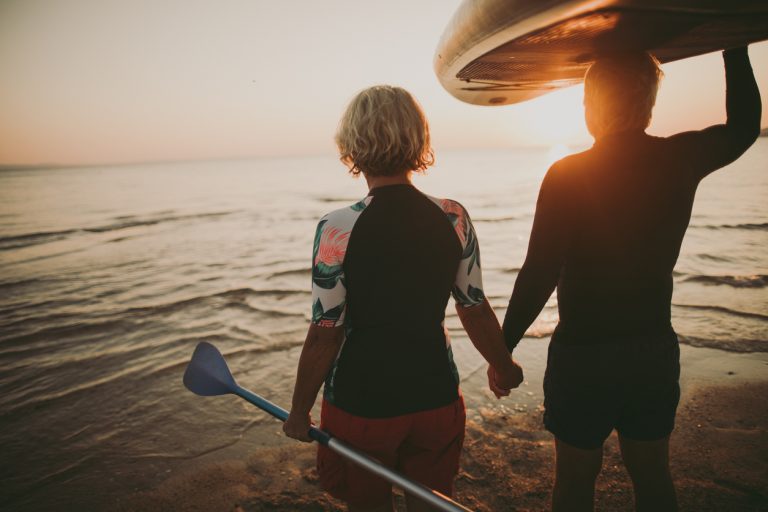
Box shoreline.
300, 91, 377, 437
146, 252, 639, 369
118, 340, 768, 512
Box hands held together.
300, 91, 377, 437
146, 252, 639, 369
285, 360, 523, 445
487, 359, 524, 399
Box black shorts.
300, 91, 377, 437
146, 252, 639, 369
543, 331, 680, 450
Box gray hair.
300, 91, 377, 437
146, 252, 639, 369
335, 85, 435, 177
584, 53, 663, 138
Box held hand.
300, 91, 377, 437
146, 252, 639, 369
283, 411, 313, 443
487, 365, 510, 399
487, 360, 524, 399
504, 359, 525, 390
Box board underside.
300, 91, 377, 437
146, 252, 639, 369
436, 4, 768, 106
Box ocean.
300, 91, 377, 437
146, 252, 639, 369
1, 143, 766, 510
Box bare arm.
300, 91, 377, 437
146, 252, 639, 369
283, 323, 344, 442
457, 298, 523, 396
503, 167, 569, 351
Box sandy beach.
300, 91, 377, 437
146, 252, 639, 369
118, 376, 768, 512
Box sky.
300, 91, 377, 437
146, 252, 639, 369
1, 0, 767, 167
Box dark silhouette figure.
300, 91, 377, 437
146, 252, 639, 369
499, 47, 761, 512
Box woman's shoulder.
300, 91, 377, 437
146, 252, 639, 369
422, 193, 470, 218
317, 196, 373, 231
421, 193, 475, 249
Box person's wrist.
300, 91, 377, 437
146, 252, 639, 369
494, 360, 518, 380
289, 403, 312, 418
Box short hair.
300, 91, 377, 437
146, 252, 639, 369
335, 85, 435, 177
583, 53, 663, 138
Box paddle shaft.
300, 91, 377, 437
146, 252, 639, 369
234, 386, 330, 444
233, 385, 474, 512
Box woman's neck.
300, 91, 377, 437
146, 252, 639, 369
364, 171, 413, 191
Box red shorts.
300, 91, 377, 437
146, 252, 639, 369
317, 397, 466, 508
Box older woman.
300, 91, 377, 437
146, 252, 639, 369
500, 48, 760, 512
283, 85, 523, 511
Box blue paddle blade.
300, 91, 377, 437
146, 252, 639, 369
183, 342, 238, 396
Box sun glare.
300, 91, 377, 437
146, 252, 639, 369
514, 85, 591, 146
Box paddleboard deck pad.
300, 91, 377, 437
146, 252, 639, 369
435, 0, 768, 106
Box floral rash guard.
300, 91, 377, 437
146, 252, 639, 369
310, 184, 484, 418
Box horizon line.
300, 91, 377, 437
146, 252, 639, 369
0, 143, 599, 171
4, 128, 767, 171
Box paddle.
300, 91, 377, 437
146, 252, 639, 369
183, 341, 474, 512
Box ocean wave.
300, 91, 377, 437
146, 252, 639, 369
107, 236, 134, 243
82, 211, 236, 233
672, 303, 768, 321
0, 309, 88, 342
1, 333, 296, 418
1, 287, 309, 348
257, 258, 308, 268
0, 318, 130, 350
216, 287, 310, 298
267, 268, 311, 279
682, 274, 768, 289
473, 216, 519, 223
0, 211, 237, 251
695, 253, 732, 262
693, 222, 768, 231
122, 287, 309, 318
0, 296, 82, 323
453, 323, 554, 339
151, 338, 305, 377
0, 229, 78, 250
317, 197, 360, 203
523, 327, 556, 339
0, 277, 43, 289
1, 352, 171, 414
222, 301, 305, 318
677, 334, 768, 353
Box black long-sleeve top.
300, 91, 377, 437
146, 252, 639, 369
503, 48, 762, 350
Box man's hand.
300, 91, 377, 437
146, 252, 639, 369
487, 360, 524, 399
283, 411, 313, 443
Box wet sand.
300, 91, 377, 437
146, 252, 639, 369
118, 379, 768, 511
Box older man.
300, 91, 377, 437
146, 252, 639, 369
499, 47, 761, 511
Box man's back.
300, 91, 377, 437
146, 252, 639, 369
505, 49, 762, 345
550, 132, 701, 337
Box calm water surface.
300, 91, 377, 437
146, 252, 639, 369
1, 144, 766, 510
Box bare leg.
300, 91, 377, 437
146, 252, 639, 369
552, 438, 603, 512
618, 435, 677, 512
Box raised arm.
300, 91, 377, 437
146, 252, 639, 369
668, 46, 761, 180
503, 166, 571, 351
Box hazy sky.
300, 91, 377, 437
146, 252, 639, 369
1, 0, 767, 166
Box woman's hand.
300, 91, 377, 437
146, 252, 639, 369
283, 411, 313, 443
487, 360, 524, 399
285, 324, 345, 443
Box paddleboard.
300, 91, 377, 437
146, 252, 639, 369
435, 0, 768, 106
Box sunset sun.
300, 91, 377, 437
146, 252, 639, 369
513, 85, 591, 147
